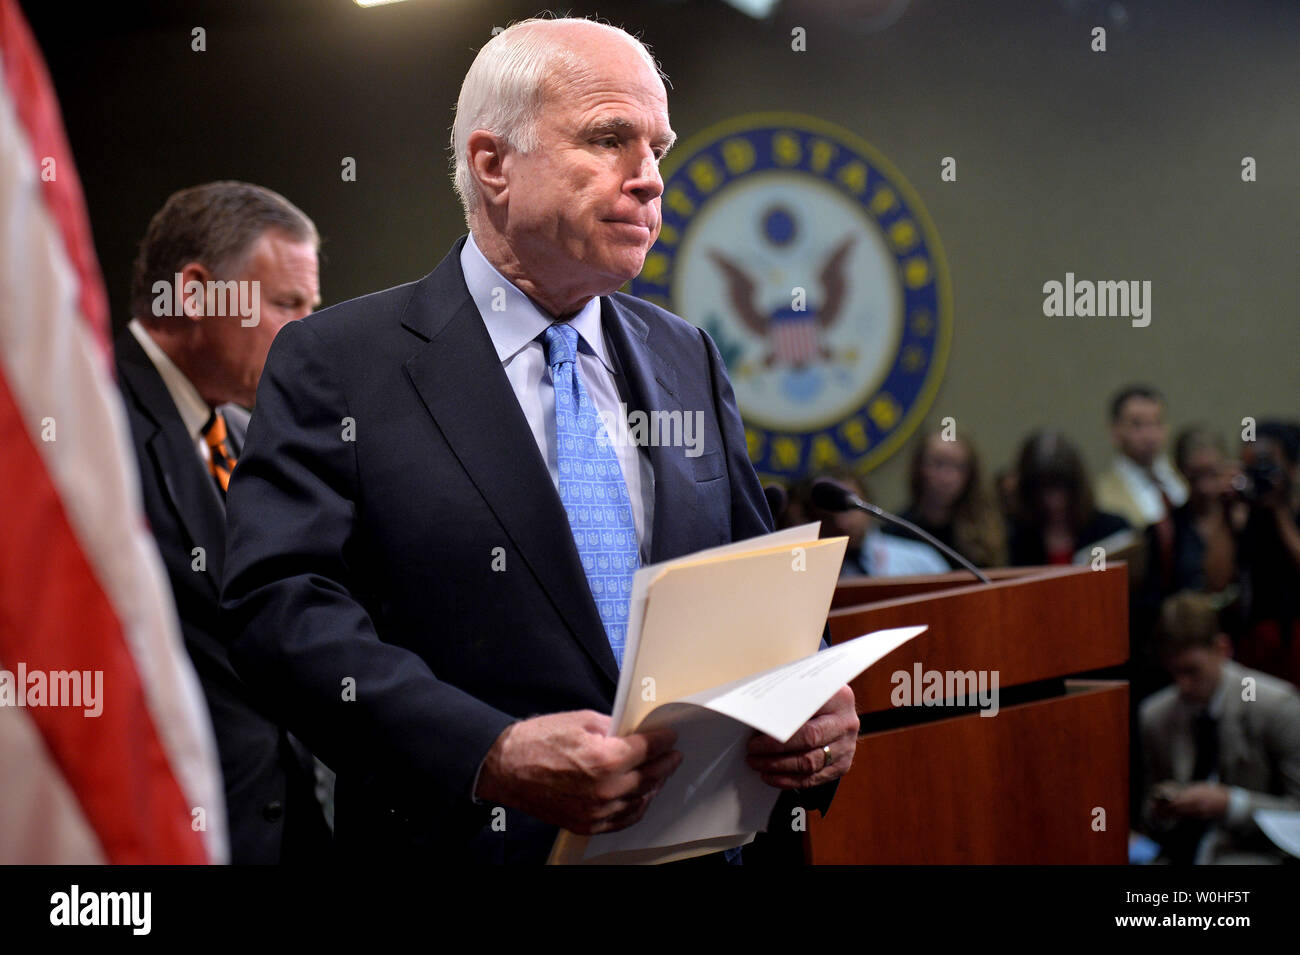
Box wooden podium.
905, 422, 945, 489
804, 564, 1129, 864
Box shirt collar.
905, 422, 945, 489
1114, 453, 1186, 500
460, 231, 614, 373
1113, 454, 1148, 484
128, 318, 212, 443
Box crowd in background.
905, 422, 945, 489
106, 171, 1299, 867
775, 385, 1300, 691
774, 386, 1300, 864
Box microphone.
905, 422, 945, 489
763, 484, 788, 526
810, 479, 991, 584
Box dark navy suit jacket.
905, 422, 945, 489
116, 329, 328, 864
221, 235, 833, 863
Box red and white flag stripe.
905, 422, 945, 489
772, 317, 821, 366
0, 0, 226, 863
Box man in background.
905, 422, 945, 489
1096, 384, 1188, 533
1140, 591, 1300, 864
116, 181, 330, 862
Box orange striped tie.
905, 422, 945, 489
202, 409, 238, 493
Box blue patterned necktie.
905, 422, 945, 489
543, 321, 640, 667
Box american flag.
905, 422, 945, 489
0, 0, 225, 863
770, 310, 822, 366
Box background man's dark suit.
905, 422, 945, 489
221, 235, 833, 864
116, 329, 329, 863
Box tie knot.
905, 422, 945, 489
544, 322, 579, 369
202, 409, 227, 448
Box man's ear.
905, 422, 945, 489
177, 262, 212, 322
467, 129, 510, 207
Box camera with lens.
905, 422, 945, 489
1231, 451, 1287, 504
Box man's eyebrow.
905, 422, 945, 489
582, 117, 635, 137
582, 117, 677, 150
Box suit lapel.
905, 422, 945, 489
1216, 663, 1250, 778
400, 239, 618, 686
600, 298, 698, 564
116, 330, 226, 592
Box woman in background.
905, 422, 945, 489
1007, 430, 1131, 565
882, 429, 1008, 569
1145, 427, 1239, 597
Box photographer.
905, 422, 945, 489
1133, 428, 1240, 706
1235, 420, 1300, 685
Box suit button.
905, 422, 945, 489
262, 801, 283, 821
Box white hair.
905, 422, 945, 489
449, 17, 667, 224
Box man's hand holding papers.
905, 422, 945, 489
476, 710, 683, 835
746, 684, 860, 789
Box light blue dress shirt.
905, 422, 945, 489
460, 231, 658, 807
459, 231, 656, 565
460, 237, 746, 861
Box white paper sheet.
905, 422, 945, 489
1254, 809, 1300, 858
579, 625, 928, 861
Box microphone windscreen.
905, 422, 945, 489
810, 479, 853, 513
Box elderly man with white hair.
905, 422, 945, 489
221, 16, 857, 865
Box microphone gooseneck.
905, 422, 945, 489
809, 479, 991, 585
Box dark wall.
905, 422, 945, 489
23, 0, 1300, 503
